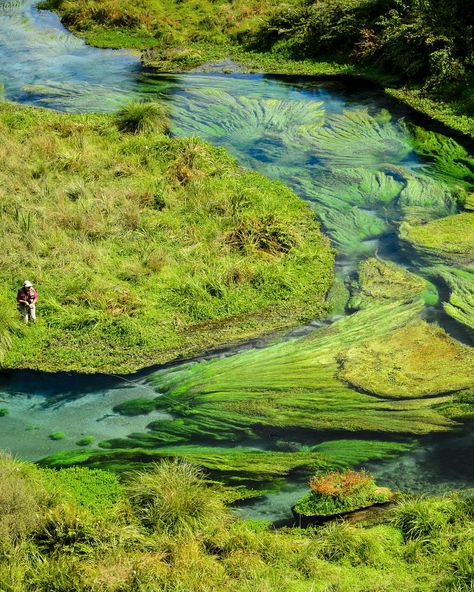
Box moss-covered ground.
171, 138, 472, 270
0, 102, 334, 372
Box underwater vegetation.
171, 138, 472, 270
348, 257, 435, 309
40, 296, 473, 488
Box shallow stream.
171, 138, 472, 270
0, 0, 473, 522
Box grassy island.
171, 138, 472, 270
294, 469, 393, 518
0, 102, 334, 373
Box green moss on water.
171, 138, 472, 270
113, 398, 157, 417
0, 408, 8, 417
400, 212, 474, 268
339, 320, 474, 398
349, 258, 432, 309
76, 436, 96, 447
48, 432, 65, 441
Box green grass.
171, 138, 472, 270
0, 101, 334, 373
1, 455, 472, 592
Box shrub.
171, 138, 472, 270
393, 496, 453, 543
115, 101, 169, 135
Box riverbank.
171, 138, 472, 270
0, 102, 334, 373
1, 455, 472, 592
38, 0, 474, 139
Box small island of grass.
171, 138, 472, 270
294, 469, 393, 520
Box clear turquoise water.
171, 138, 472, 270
0, 0, 472, 522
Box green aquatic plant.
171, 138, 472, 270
139, 300, 464, 441
171, 89, 325, 154
39, 440, 414, 490
400, 212, 474, 268
398, 174, 458, 223
304, 167, 403, 212
0, 408, 9, 417
49, 432, 66, 441
435, 267, 474, 333
300, 109, 413, 167
349, 257, 436, 309
339, 320, 474, 398
113, 398, 157, 416
408, 125, 474, 183
318, 206, 388, 257
76, 436, 96, 447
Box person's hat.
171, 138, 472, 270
23, 280, 33, 288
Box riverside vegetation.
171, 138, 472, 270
39, 0, 474, 137
1, 455, 473, 592
0, 101, 334, 372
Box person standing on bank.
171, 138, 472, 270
17, 280, 37, 324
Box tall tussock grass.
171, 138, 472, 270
115, 101, 169, 135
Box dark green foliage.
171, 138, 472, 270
259, 0, 474, 102
0, 407, 9, 417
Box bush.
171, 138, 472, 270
115, 101, 169, 135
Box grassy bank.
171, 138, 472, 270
1, 455, 473, 592
38, 0, 474, 139
0, 102, 334, 373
